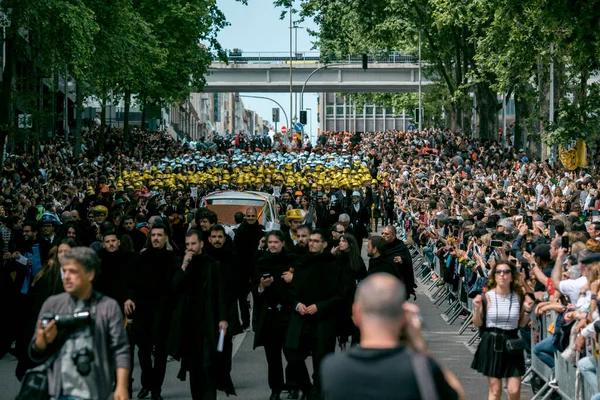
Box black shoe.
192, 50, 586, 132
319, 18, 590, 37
287, 389, 299, 399
137, 388, 150, 399
151, 394, 163, 400
269, 391, 281, 400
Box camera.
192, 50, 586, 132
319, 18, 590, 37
41, 309, 95, 376
41, 310, 93, 328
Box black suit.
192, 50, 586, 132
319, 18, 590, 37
285, 251, 344, 399
346, 202, 370, 245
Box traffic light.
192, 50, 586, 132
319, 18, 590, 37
272, 108, 280, 123
362, 54, 368, 70
300, 110, 307, 125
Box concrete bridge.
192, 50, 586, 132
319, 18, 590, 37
203, 52, 433, 93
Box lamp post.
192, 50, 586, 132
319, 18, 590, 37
300, 62, 349, 111
239, 95, 289, 132
289, 3, 293, 134
418, 30, 422, 133
292, 23, 305, 122
306, 107, 312, 143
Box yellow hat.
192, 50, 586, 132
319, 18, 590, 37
285, 209, 304, 221
93, 205, 108, 215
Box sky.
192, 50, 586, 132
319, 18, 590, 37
215, 0, 320, 141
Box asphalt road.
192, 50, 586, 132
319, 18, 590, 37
0, 238, 533, 399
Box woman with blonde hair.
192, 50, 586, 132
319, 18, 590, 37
471, 260, 535, 400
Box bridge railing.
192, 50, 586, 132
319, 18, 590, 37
216, 51, 418, 65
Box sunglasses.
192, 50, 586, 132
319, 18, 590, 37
495, 269, 512, 276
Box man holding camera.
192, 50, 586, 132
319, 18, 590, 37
29, 247, 130, 400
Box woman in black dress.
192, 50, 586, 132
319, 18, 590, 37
471, 259, 535, 400
332, 233, 367, 347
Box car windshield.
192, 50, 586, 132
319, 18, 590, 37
205, 198, 266, 224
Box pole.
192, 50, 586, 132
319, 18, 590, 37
402, 108, 406, 132
549, 44, 555, 163
289, 4, 293, 133
306, 107, 312, 143
301, 62, 348, 112
64, 65, 68, 139
418, 30, 422, 133
472, 90, 477, 139
240, 95, 289, 131
502, 93, 507, 149
294, 24, 298, 123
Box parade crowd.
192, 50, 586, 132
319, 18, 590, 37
1, 125, 600, 399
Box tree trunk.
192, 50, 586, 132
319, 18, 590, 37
74, 81, 83, 159
537, 60, 548, 160
123, 88, 131, 145
34, 78, 42, 170
100, 96, 106, 153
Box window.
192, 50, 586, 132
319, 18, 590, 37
336, 106, 344, 116
365, 106, 374, 117
376, 107, 384, 117
326, 106, 334, 116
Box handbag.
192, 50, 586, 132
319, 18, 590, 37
505, 338, 526, 354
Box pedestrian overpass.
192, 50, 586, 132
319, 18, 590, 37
203, 52, 433, 93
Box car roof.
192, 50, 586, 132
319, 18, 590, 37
203, 190, 272, 201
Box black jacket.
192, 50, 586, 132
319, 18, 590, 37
234, 221, 265, 280
204, 243, 242, 336
252, 249, 295, 348
285, 251, 344, 350
132, 247, 180, 312
95, 249, 137, 311
384, 239, 416, 297
367, 256, 399, 278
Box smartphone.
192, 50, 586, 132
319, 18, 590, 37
561, 236, 569, 249
526, 216, 533, 229
459, 243, 466, 251
490, 240, 503, 247
510, 249, 518, 258
521, 198, 527, 208
526, 242, 534, 253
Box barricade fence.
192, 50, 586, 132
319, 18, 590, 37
409, 238, 600, 400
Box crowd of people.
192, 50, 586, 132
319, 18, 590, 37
1, 124, 600, 399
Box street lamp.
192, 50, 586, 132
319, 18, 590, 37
292, 23, 305, 122
239, 95, 289, 132
305, 107, 312, 143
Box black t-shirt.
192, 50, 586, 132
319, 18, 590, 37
321, 345, 458, 400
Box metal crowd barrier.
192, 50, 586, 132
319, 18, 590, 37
412, 249, 600, 400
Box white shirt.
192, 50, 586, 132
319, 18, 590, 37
559, 276, 588, 304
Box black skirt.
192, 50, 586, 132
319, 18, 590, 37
471, 329, 525, 378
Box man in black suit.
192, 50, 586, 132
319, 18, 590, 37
382, 225, 416, 300
284, 229, 343, 400
346, 191, 370, 246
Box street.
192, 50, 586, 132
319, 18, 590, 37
0, 284, 506, 399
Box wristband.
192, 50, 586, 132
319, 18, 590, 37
592, 294, 598, 300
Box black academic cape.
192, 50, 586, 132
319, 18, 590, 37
252, 249, 295, 349
285, 251, 344, 351
168, 253, 226, 369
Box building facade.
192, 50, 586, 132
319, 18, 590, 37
318, 93, 414, 133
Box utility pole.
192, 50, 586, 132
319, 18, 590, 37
549, 44, 555, 163
418, 30, 422, 133
289, 3, 293, 135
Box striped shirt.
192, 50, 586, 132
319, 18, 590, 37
486, 289, 520, 330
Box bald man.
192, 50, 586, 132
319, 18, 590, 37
321, 273, 464, 400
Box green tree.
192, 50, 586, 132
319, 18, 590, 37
0, 0, 97, 166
